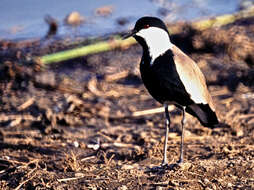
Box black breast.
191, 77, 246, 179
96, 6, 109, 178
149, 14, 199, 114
140, 49, 194, 106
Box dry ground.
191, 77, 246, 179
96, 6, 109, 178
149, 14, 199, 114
0, 17, 254, 189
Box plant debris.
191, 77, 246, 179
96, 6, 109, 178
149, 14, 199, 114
0, 16, 254, 189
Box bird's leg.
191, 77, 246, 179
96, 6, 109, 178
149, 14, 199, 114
162, 105, 170, 166
178, 106, 186, 164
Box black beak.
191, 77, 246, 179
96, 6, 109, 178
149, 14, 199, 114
123, 29, 137, 39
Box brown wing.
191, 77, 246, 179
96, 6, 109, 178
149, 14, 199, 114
172, 45, 215, 111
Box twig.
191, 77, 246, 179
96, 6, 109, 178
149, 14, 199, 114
247, 118, 254, 124
57, 176, 83, 182
211, 88, 229, 96
238, 113, 254, 119
9, 118, 22, 127
225, 107, 237, 118
87, 77, 102, 96
106, 154, 115, 166
0, 114, 41, 127
97, 131, 115, 142
14, 167, 37, 190
101, 142, 141, 151
80, 156, 97, 162
57, 176, 110, 182
17, 97, 35, 111
105, 70, 129, 82
132, 106, 174, 117
0, 114, 40, 122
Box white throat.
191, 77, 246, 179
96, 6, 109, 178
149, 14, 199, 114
136, 26, 173, 64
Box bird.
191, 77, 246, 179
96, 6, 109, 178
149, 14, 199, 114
123, 16, 219, 166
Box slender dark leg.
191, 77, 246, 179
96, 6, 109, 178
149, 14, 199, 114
162, 105, 170, 166
178, 106, 186, 164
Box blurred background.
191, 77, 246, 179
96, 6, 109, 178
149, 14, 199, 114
0, 0, 251, 40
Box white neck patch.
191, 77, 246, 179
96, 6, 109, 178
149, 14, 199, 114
136, 26, 173, 65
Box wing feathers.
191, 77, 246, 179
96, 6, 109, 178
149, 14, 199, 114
172, 45, 215, 111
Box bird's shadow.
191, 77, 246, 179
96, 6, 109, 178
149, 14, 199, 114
145, 163, 181, 175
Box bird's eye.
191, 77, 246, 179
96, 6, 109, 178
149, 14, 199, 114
144, 24, 150, 29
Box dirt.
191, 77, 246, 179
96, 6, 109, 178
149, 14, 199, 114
0, 17, 254, 190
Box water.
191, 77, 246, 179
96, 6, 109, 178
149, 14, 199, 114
0, 0, 241, 40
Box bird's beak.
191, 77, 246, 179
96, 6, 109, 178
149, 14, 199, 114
123, 29, 137, 39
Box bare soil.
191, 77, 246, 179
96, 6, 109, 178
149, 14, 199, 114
0, 17, 254, 189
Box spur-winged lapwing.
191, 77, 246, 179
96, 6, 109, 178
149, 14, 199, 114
124, 16, 219, 166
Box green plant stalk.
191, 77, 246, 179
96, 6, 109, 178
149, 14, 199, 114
35, 37, 136, 65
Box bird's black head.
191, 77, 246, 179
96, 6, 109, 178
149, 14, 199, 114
123, 17, 171, 60
123, 17, 169, 39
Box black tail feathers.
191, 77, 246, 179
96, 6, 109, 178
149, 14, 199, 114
186, 103, 219, 128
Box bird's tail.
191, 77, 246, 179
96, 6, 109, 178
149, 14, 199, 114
186, 104, 219, 128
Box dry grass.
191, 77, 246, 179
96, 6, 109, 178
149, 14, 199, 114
0, 16, 254, 189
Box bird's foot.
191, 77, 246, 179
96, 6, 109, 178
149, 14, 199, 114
162, 158, 183, 170
146, 161, 168, 173
146, 160, 183, 173
161, 160, 168, 167
177, 158, 183, 165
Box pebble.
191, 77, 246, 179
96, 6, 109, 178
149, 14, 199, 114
73, 141, 79, 148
